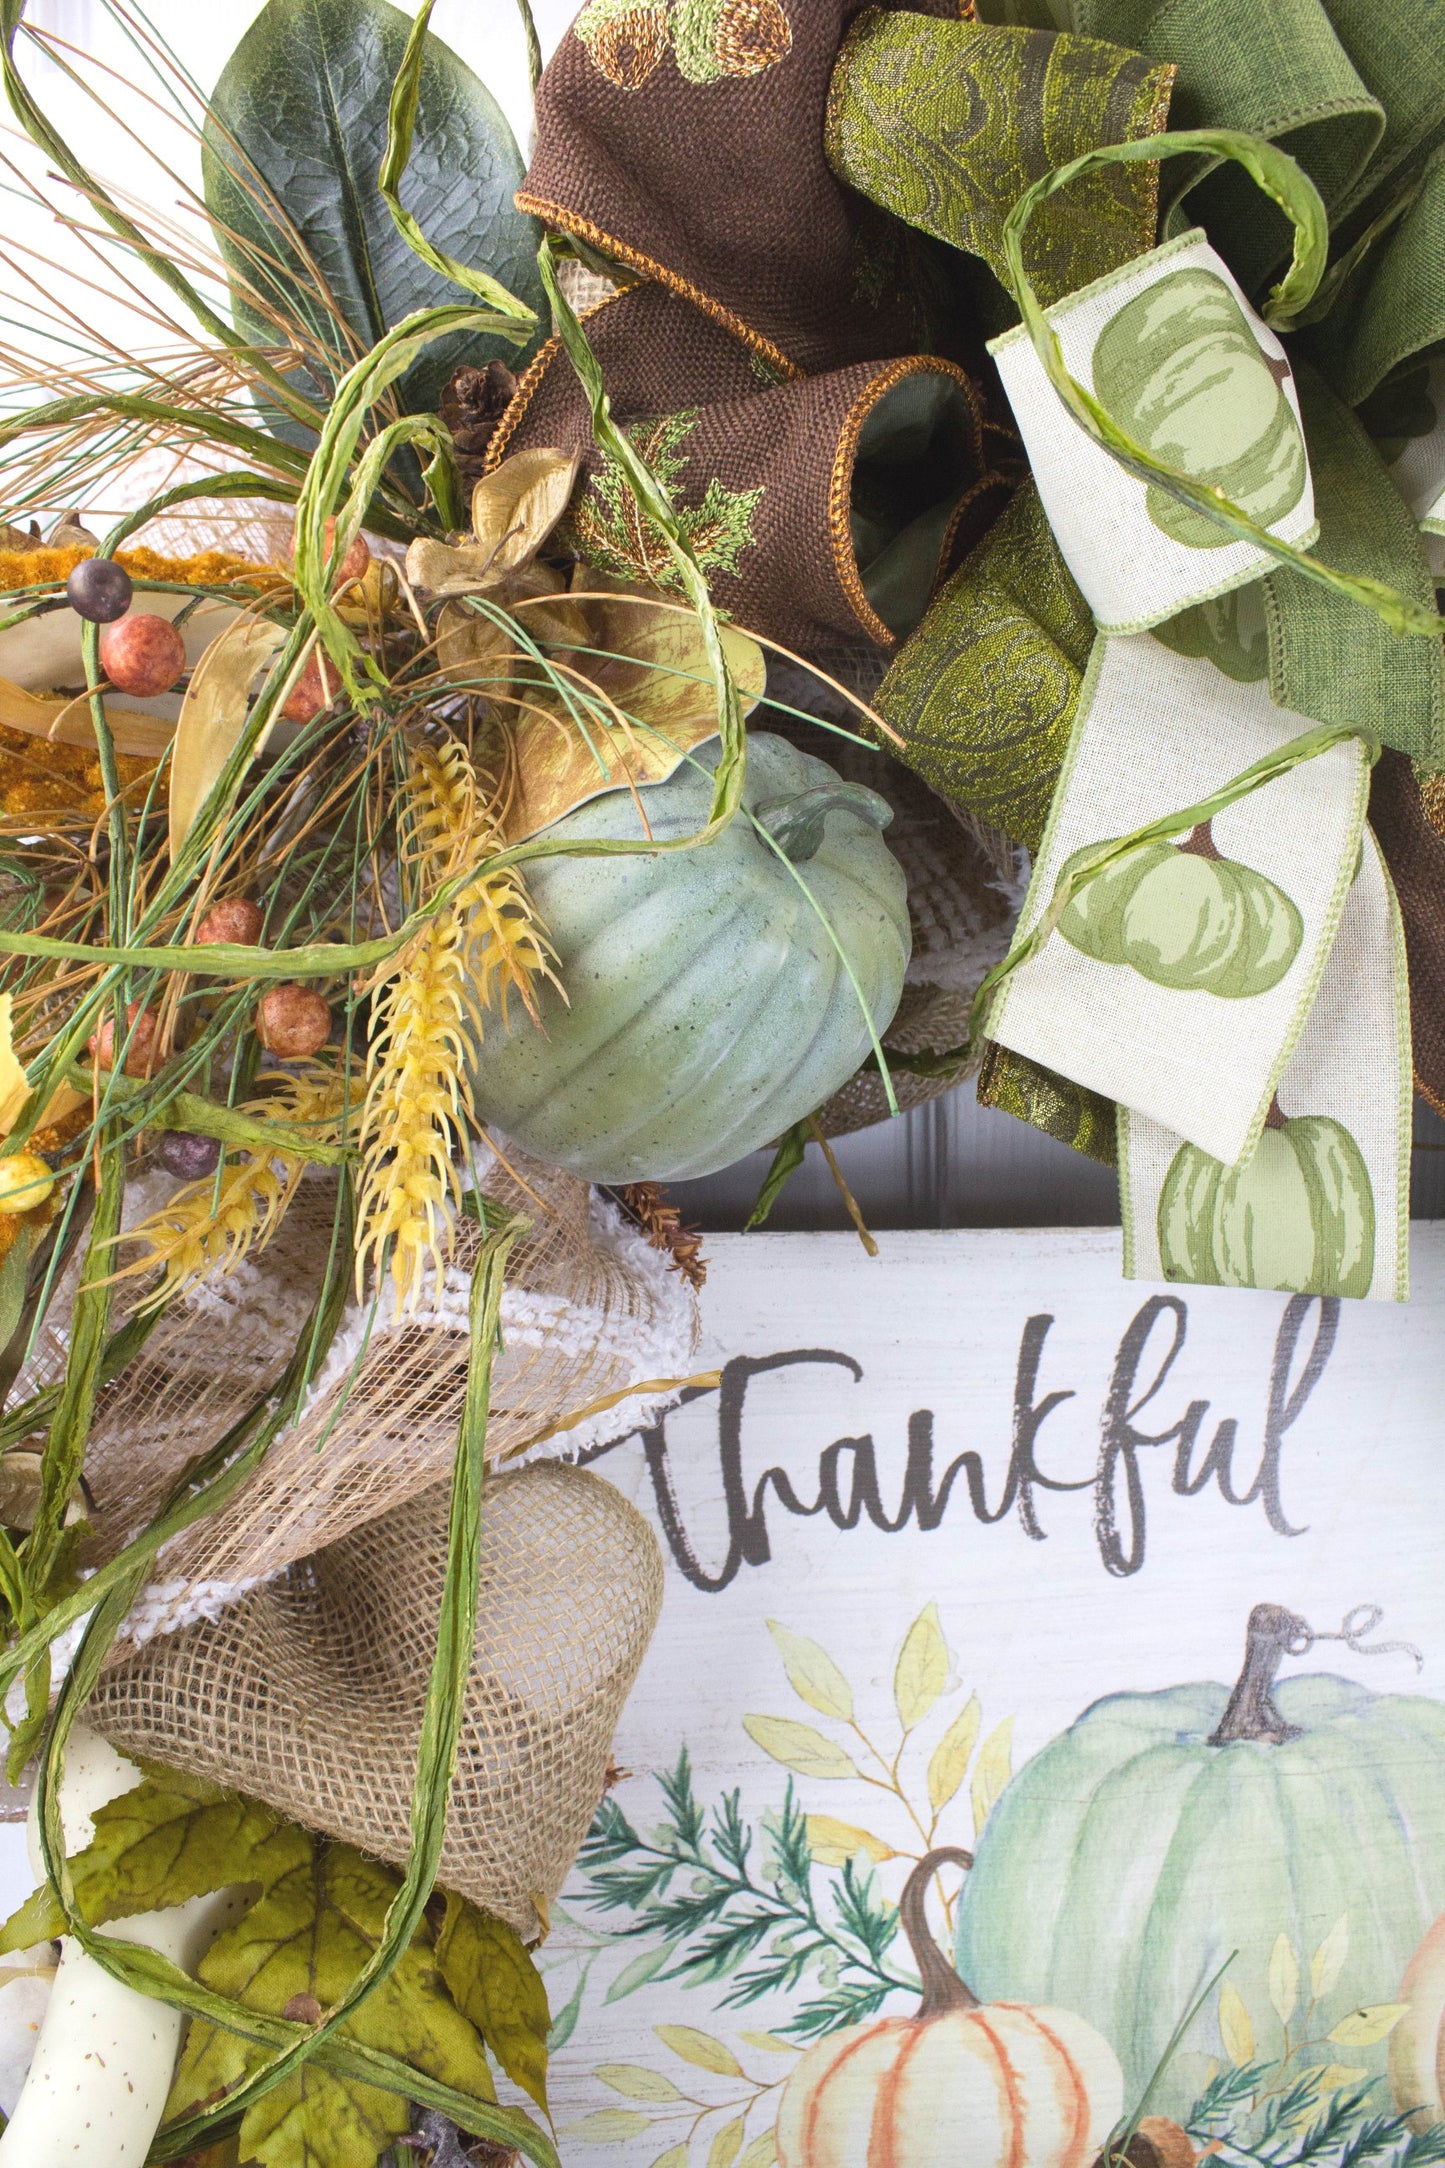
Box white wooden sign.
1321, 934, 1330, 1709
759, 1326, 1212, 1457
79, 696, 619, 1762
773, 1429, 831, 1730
543, 1228, 1445, 2168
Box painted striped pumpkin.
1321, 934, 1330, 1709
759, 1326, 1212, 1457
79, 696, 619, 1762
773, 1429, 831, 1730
776, 1848, 1123, 2168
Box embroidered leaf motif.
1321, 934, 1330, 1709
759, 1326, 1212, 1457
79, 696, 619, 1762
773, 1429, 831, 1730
742, 1715, 858, 1782
767, 1620, 854, 1722
566, 411, 764, 591
894, 1601, 949, 1731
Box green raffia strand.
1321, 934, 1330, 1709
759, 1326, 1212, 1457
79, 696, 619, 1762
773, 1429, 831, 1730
745, 1119, 811, 1230
382, 0, 545, 323
0, 0, 325, 435
537, 235, 747, 845
0, 393, 312, 479
1001, 129, 1444, 640
970, 719, 1374, 1049
293, 302, 535, 701
513, 0, 543, 96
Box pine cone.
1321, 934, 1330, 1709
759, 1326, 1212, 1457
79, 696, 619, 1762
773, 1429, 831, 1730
440, 361, 518, 497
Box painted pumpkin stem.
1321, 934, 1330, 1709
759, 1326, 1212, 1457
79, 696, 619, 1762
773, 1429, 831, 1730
1177, 819, 1222, 861
899, 1846, 980, 2017
1264, 1094, 1288, 1131
1208, 1602, 1311, 1746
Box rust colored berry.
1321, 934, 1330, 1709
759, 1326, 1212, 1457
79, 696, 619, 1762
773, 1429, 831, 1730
99, 612, 186, 697
195, 898, 264, 947
89, 1001, 163, 1077
258, 983, 332, 1059
280, 649, 337, 724
65, 556, 133, 623
292, 517, 369, 587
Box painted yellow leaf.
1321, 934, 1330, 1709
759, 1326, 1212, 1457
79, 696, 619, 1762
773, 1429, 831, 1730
767, 1621, 854, 1722
167, 613, 286, 858
739, 2033, 800, 2056
970, 1717, 1014, 1838
652, 2150, 689, 2168
743, 1716, 857, 1782
1311, 1914, 1350, 2002
0, 995, 29, 1135
1312, 2065, 1368, 2093
1328, 2003, 1410, 2047
805, 1816, 895, 1868
895, 1601, 949, 1732
655, 2026, 744, 2077
741, 2135, 779, 2168
927, 1693, 982, 1815
596, 2064, 683, 2102
1219, 1982, 1256, 2067
566, 2108, 652, 2141
709, 2118, 747, 2168
1269, 1933, 1299, 2028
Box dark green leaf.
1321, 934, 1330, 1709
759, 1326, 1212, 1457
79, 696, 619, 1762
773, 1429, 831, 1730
744, 1120, 810, 1231
436, 1892, 550, 2112
202, 0, 543, 432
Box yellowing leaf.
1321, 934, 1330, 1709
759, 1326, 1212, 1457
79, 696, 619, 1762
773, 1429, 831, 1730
436, 1891, 550, 2111
1328, 2003, 1411, 2047
927, 1693, 982, 1815
767, 1620, 854, 1722
1312, 2065, 1368, 2094
805, 1815, 895, 1868
970, 1717, 1014, 1838
739, 2032, 800, 2056
167, 612, 286, 857
1269, 1933, 1300, 2028
596, 2064, 683, 2102
743, 1715, 858, 1782
0, 996, 27, 1136
567, 2109, 653, 2142
652, 2149, 690, 2168
1219, 1982, 1256, 2067
655, 2025, 744, 2077
709, 2117, 747, 2168
741, 2135, 779, 2168
1311, 1914, 1350, 2002
895, 1602, 950, 1732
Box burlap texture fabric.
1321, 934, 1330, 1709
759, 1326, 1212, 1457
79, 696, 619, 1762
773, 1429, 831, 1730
86, 1464, 663, 1935
519, 0, 967, 378
1370, 750, 1445, 1119
12, 1149, 693, 1643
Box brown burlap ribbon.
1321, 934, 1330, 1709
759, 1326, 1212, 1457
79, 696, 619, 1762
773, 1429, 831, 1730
491, 284, 990, 649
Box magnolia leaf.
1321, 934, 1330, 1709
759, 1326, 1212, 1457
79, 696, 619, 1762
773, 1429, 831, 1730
565, 2109, 652, 2142
168, 615, 288, 858
0, 994, 29, 1135
604, 1942, 676, 2004
741, 2135, 778, 2168
709, 2117, 747, 2168
1311, 1913, 1350, 2001
742, 1716, 858, 1783
894, 1601, 949, 1732
168, 1841, 498, 2168
1219, 1982, 1256, 2067
1327, 2003, 1411, 2047
766, 1621, 854, 1723
654, 2025, 743, 2078
970, 1717, 1014, 1838
739, 2033, 800, 2056
805, 1815, 895, 1868
927, 1693, 982, 1815
470, 449, 582, 580
1312, 2064, 1369, 2092
595, 2065, 683, 2103
1269, 1933, 1300, 2028
435, 1892, 549, 2112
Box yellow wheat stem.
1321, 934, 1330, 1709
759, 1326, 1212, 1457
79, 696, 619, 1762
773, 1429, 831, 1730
357, 733, 557, 1309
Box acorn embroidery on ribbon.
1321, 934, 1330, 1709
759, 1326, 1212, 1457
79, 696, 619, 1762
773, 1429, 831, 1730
573, 0, 791, 88
1092, 267, 1308, 550
1157, 1095, 1377, 1298
1058, 820, 1305, 998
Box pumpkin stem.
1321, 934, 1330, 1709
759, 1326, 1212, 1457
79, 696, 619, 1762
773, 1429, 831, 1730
755, 781, 893, 865
1177, 820, 1222, 861
899, 1847, 980, 2017
1264, 1095, 1288, 1131
1208, 1602, 1311, 1746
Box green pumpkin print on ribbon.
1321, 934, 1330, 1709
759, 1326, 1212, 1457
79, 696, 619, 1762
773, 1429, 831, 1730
1157, 1099, 1376, 1298
1092, 267, 1308, 550
1058, 820, 1304, 998
1154, 582, 1269, 684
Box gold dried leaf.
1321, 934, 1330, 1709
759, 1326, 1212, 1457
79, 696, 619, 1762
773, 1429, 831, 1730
471, 447, 582, 577
168, 615, 287, 858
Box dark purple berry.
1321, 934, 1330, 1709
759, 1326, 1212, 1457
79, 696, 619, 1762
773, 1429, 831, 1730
66, 556, 133, 624
158, 1130, 222, 1180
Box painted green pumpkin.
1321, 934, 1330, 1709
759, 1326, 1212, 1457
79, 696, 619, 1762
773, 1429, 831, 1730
1156, 1104, 1376, 1298
1059, 823, 1303, 997
956, 1604, 1445, 2114
1092, 266, 1307, 549
466, 733, 910, 1183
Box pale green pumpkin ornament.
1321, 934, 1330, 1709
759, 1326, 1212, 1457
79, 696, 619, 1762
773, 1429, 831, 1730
957, 1604, 1445, 2115
467, 733, 910, 1183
